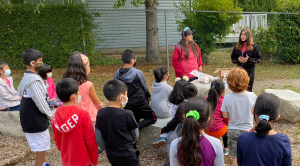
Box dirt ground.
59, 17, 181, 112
1, 63, 300, 165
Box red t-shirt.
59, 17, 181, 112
52, 105, 98, 166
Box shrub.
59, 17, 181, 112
253, 0, 300, 63
0, 2, 98, 68
175, 0, 242, 56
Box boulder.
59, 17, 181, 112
265, 89, 300, 123
138, 117, 171, 153
0, 109, 56, 137
191, 81, 232, 99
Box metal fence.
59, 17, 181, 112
86, 9, 295, 65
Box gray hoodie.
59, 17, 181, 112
150, 81, 173, 118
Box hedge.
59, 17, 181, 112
253, 0, 300, 63
0, 3, 98, 68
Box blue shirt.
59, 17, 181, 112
237, 132, 292, 166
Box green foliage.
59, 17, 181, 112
234, 0, 278, 12
253, 0, 300, 63
176, 0, 242, 55
0, 2, 98, 68
113, 0, 146, 8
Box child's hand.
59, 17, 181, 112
246, 127, 255, 133
159, 130, 161, 135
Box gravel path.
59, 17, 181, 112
1, 121, 299, 166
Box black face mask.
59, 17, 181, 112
133, 62, 136, 67
241, 39, 247, 43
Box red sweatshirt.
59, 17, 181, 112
52, 105, 98, 166
172, 43, 203, 79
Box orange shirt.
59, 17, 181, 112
75, 81, 98, 122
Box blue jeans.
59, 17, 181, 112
189, 76, 198, 82
48, 97, 62, 107
9, 104, 20, 111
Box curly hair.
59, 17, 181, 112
227, 68, 249, 93
236, 28, 254, 51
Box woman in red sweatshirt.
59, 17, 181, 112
172, 27, 203, 82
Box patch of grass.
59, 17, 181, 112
295, 129, 300, 135
295, 123, 300, 128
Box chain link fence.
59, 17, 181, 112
86, 9, 294, 66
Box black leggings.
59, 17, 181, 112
125, 103, 157, 130
222, 132, 228, 148
244, 68, 255, 92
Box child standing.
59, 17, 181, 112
151, 66, 173, 118
38, 64, 63, 107
95, 79, 140, 166
0, 62, 20, 111
221, 67, 257, 166
63, 52, 104, 125
18, 49, 52, 166
114, 50, 156, 130
205, 79, 229, 155
52, 78, 98, 166
237, 93, 292, 166
170, 97, 224, 166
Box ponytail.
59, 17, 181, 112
255, 116, 271, 137
178, 117, 202, 166
254, 93, 280, 137
153, 66, 168, 82
207, 79, 225, 111
177, 97, 211, 166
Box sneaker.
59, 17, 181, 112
163, 163, 170, 166
223, 148, 228, 156
98, 149, 104, 155
151, 137, 167, 148
43, 162, 53, 166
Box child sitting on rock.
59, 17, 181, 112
38, 64, 63, 107
0, 62, 20, 111
152, 83, 198, 154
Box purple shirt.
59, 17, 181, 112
170, 134, 224, 166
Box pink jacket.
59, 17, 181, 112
172, 43, 203, 79
45, 77, 57, 99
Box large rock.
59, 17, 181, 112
191, 81, 232, 99
138, 117, 171, 153
0, 109, 56, 137
265, 89, 300, 123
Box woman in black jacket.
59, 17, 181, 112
231, 28, 261, 92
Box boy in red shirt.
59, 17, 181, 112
52, 78, 98, 166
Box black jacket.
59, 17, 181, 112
161, 101, 186, 134
231, 44, 261, 70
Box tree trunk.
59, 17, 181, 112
145, 0, 162, 63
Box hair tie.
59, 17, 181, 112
80, 54, 89, 65
175, 77, 181, 82
182, 76, 189, 82
186, 110, 200, 121
259, 115, 269, 121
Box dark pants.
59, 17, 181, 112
222, 132, 228, 148
107, 153, 141, 166
243, 67, 255, 92
189, 76, 198, 82
125, 103, 157, 130
9, 104, 20, 111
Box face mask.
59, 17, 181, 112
133, 62, 136, 67
4, 69, 11, 76
75, 94, 81, 104
47, 72, 52, 78
87, 67, 90, 75
120, 94, 128, 108
31, 61, 44, 72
